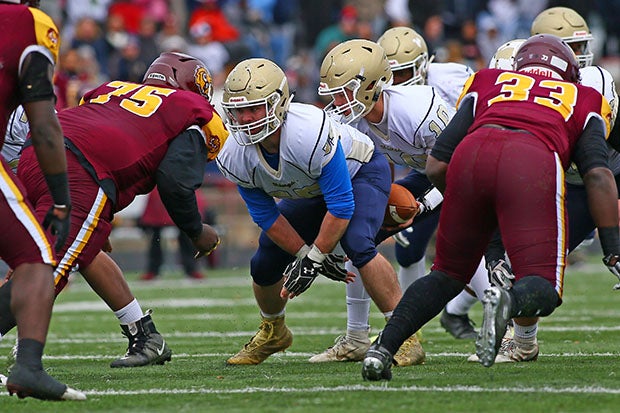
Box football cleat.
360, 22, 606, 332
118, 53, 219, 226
110, 310, 172, 368
308, 331, 370, 363
6, 363, 86, 401
226, 315, 292, 365
392, 332, 425, 366
362, 342, 393, 381
494, 337, 539, 363
475, 287, 514, 367
440, 310, 478, 339
6, 339, 17, 373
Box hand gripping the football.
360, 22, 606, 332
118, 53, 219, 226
281, 244, 355, 299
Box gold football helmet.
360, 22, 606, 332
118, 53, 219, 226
488, 39, 526, 70
318, 39, 393, 124
222, 58, 291, 145
531, 7, 593, 67
378, 26, 429, 85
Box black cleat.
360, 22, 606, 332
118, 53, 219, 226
6, 363, 85, 400
362, 343, 393, 381
110, 310, 172, 368
440, 310, 478, 339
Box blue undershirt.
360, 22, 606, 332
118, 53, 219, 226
238, 140, 355, 230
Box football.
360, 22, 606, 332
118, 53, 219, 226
383, 183, 419, 226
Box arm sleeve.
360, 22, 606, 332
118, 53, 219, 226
19, 51, 55, 103
572, 118, 611, 176
430, 96, 475, 163
237, 185, 280, 230
318, 140, 354, 219
156, 129, 207, 239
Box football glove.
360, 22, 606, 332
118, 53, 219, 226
282, 258, 318, 296
392, 227, 413, 247
486, 258, 515, 290
603, 254, 620, 290
320, 253, 350, 282
42, 204, 71, 252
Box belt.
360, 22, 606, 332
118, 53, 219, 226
480, 124, 532, 134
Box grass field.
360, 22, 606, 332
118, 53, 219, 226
2, 257, 620, 412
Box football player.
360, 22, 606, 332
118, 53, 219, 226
470, 7, 620, 364
216, 58, 402, 365
362, 34, 620, 381
5, 52, 225, 370
0, 0, 85, 400
313, 38, 492, 366
378, 26, 485, 340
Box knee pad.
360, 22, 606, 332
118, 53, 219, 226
512, 275, 559, 318
0, 279, 17, 336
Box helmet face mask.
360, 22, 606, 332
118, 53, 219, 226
531, 7, 593, 67
319, 78, 366, 124
319, 39, 393, 124
515, 34, 581, 83
222, 58, 290, 146
378, 27, 429, 86
143, 52, 213, 101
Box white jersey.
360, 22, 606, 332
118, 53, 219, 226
2, 105, 28, 172
355, 85, 454, 172
426, 62, 474, 108
566, 65, 620, 184
216, 102, 375, 199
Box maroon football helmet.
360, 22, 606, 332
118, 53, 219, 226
515, 34, 580, 83
143, 52, 213, 102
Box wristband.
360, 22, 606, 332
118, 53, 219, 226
307, 244, 326, 263
295, 244, 311, 259
44, 172, 70, 207
599, 226, 620, 256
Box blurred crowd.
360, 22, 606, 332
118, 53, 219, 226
45, 0, 620, 109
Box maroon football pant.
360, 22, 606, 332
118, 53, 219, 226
432, 128, 566, 299
18, 148, 114, 296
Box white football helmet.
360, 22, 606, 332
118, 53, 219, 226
580, 66, 618, 129
318, 39, 393, 124
377, 26, 430, 85
222, 58, 291, 146
488, 39, 526, 70
531, 7, 593, 67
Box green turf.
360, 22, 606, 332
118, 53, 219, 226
2, 258, 620, 412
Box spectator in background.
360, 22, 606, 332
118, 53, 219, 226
187, 21, 230, 87
314, 5, 360, 62
70, 16, 110, 76
139, 188, 207, 281
108, 35, 148, 83
137, 15, 162, 68
460, 19, 486, 70
104, 12, 130, 53
55, 46, 106, 109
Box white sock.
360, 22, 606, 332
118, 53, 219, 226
469, 259, 492, 300
514, 322, 538, 341
345, 262, 371, 331
398, 256, 426, 291
114, 298, 144, 325
445, 290, 478, 316
260, 308, 286, 319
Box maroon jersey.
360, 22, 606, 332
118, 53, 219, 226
0, 4, 60, 140
57, 80, 228, 211
458, 68, 612, 169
